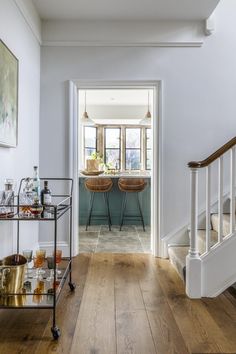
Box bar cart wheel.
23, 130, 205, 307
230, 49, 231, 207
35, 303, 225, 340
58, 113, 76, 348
51, 326, 61, 340
69, 282, 76, 292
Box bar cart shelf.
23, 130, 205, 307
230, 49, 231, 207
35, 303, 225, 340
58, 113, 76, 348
0, 178, 75, 340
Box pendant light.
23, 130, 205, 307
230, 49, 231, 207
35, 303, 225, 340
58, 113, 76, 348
140, 90, 152, 125
81, 91, 94, 126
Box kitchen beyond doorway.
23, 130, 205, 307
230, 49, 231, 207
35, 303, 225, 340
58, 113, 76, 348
79, 224, 151, 253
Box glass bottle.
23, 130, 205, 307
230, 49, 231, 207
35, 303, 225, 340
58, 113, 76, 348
41, 181, 52, 206
4, 179, 14, 213
33, 166, 40, 198
41, 181, 52, 218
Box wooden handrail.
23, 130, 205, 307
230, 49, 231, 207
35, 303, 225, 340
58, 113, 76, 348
188, 136, 236, 168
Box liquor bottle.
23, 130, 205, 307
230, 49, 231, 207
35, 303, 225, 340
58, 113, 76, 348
33, 166, 40, 198
41, 181, 52, 206
41, 181, 52, 218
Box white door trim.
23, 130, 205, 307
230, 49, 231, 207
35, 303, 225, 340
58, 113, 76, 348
68, 80, 163, 257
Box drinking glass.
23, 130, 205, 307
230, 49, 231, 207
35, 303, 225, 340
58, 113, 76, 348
33, 287, 43, 304
36, 250, 46, 275
55, 250, 62, 275
37, 279, 45, 293
22, 250, 33, 278
46, 256, 55, 282
33, 256, 43, 279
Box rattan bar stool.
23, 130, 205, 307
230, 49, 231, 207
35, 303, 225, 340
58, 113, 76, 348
85, 178, 113, 231
118, 178, 147, 231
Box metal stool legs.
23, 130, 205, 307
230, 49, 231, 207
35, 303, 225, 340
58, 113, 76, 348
86, 192, 95, 231
136, 192, 145, 232
103, 192, 112, 231
86, 192, 111, 231
120, 192, 127, 231
119, 192, 145, 231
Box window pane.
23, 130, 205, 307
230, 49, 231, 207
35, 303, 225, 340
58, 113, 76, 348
105, 128, 120, 148
146, 149, 151, 170
126, 128, 141, 148
84, 127, 96, 148
146, 128, 151, 149
85, 148, 96, 160
126, 150, 141, 170
105, 149, 120, 168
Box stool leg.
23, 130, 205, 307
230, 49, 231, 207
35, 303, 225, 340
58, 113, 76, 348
106, 192, 112, 226
86, 192, 95, 231
103, 192, 111, 231
120, 192, 127, 231
136, 192, 145, 232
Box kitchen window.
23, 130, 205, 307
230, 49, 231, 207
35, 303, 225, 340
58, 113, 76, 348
125, 128, 141, 170
146, 128, 151, 170
104, 127, 121, 169
83, 125, 151, 171
84, 126, 97, 162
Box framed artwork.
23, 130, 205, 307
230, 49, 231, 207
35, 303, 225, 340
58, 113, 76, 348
0, 39, 18, 147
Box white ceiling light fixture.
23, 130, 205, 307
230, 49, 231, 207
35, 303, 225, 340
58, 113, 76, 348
81, 91, 94, 126
140, 90, 152, 125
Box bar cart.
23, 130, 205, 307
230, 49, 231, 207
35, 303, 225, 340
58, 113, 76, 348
0, 177, 75, 340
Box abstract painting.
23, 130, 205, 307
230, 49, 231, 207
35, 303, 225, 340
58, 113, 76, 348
0, 40, 18, 147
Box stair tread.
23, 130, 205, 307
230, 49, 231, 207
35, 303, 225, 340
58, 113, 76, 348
211, 213, 231, 236
197, 229, 218, 254
168, 246, 189, 281
197, 229, 218, 241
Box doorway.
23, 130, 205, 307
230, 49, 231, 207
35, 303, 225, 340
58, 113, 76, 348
68, 81, 162, 257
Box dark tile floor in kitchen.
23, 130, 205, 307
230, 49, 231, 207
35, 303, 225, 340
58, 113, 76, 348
79, 225, 151, 253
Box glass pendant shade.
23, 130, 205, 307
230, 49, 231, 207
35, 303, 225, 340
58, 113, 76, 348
81, 91, 94, 126
140, 91, 152, 125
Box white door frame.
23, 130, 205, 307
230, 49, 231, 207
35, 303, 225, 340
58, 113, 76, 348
68, 80, 163, 257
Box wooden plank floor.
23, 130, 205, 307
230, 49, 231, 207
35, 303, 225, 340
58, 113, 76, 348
1, 254, 236, 353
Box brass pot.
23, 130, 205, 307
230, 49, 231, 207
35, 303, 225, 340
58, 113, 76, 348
0, 294, 26, 307
0, 254, 27, 294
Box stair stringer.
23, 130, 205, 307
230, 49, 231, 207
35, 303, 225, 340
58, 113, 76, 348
200, 231, 236, 297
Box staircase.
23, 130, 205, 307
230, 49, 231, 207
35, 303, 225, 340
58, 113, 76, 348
167, 137, 236, 298
168, 219, 226, 281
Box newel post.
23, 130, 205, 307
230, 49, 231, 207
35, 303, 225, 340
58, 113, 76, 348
186, 167, 202, 298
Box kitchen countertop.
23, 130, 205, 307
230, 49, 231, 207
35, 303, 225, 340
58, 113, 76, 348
79, 171, 151, 178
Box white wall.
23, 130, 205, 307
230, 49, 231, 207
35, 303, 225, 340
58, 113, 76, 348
39, 0, 236, 242
0, 0, 41, 258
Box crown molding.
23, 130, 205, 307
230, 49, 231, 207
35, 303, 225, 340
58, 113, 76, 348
41, 19, 204, 48
42, 40, 203, 48
13, 0, 42, 44
205, 14, 215, 36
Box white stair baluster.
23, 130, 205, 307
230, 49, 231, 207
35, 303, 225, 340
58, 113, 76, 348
230, 147, 236, 234
218, 156, 223, 243
189, 168, 199, 257
206, 165, 211, 252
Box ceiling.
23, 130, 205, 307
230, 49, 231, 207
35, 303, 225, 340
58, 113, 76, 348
78, 89, 153, 106
32, 0, 219, 21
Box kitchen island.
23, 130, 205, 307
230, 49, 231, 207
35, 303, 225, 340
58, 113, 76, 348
79, 172, 151, 226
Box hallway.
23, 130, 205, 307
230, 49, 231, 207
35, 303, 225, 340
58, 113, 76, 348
1, 254, 236, 353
